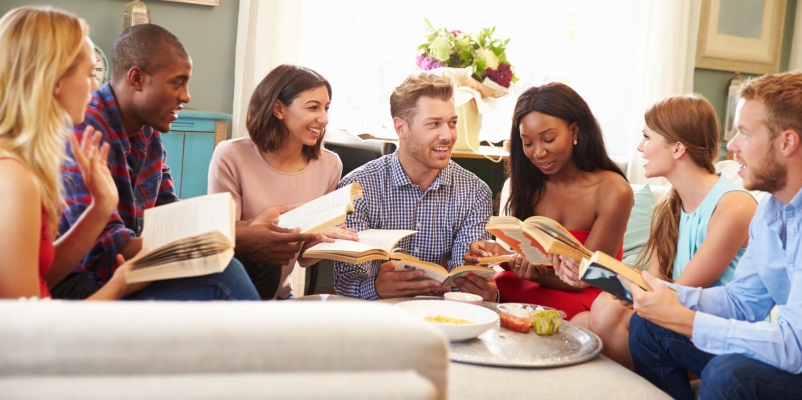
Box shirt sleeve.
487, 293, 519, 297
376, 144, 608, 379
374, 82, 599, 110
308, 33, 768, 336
59, 119, 134, 283
333, 176, 383, 300
447, 181, 492, 271
679, 238, 802, 373
156, 145, 180, 206
207, 143, 243, 220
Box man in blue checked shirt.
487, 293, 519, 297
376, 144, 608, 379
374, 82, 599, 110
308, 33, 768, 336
625, 71, 802, 400
334, 72, 496, 301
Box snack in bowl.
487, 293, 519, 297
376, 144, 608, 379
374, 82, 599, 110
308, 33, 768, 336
395, 300, 498, 341
532, 308, 565, 335
496, 303, 566, 335
425, 314, 472, 324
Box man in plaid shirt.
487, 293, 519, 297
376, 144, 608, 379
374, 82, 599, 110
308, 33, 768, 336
53, 25, 316, 299
334, 72, 495, 301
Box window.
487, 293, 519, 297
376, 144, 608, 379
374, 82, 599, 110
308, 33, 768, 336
298, 0, 646, 159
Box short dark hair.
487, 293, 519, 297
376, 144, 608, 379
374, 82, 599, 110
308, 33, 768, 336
246, 64, 331, 160
111, 24, 188, 82
506, 82, 626, 219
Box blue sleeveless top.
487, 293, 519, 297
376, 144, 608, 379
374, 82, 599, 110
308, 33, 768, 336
672, 176, 747, 286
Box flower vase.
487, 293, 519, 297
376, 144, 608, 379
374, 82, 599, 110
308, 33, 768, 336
454, 98, 481, 152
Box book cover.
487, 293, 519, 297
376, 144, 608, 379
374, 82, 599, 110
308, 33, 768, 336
579, 251, 650, 303
393, 255, 496, 288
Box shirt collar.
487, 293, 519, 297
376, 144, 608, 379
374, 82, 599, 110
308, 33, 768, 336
765, 185, 802, 221
388, 151, 454, 191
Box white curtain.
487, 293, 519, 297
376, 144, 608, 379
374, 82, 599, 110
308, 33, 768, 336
232, 0, 301, 138
789, 1, 802, 71
625, 0, 702, 185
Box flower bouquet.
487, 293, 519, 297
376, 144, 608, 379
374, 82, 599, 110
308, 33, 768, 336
416, 19, 517, 99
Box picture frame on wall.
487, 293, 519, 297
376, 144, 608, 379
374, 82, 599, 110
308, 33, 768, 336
162, 0, 219, 6
696, 0, 786, 74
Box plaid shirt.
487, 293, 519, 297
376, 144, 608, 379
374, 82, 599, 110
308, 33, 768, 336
334, 152, 492, 300
59, 83, 179, 283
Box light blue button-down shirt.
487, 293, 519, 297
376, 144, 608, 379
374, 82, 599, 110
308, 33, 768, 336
334, 152, 492, 300
676, 186, 802, 374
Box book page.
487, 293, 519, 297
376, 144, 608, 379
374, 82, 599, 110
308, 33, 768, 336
394, 260, 448, 283
140, 192, 234, 250
277, 182, 363, 232
441, 265, 497, 287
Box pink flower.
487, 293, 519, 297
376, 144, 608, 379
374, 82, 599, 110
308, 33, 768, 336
416, 53, 446, 71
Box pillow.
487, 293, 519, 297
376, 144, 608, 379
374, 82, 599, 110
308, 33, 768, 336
622, 184, 656, 268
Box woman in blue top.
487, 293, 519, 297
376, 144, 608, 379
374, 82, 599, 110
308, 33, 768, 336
575, 94, 757, 369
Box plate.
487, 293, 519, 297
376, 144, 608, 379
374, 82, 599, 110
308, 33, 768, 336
385, 298, 602, 367
394, 300, 498, 341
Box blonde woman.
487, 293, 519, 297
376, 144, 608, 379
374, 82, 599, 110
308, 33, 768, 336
0, 6, 142, 299
576, 94, 757, 369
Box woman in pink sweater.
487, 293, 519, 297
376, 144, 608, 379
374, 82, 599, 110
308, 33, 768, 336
209, 64, 355, 299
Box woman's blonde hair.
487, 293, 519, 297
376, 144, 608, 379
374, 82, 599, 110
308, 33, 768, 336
0, 6, 89, 236
636, 94, 719, 279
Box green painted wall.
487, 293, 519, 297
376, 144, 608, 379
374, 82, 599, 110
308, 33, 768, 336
0, 0, 239, 114
693, 0, 797, 154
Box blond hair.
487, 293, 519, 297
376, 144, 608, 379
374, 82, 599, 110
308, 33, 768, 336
390, 71, 454, 124
0, 6, 89, 236
636, 94, 719, 279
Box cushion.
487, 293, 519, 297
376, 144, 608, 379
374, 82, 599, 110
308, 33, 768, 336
622, 184, 656, 268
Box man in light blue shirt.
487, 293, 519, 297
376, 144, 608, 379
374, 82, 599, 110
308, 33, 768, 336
627, 71, 802, 399
334, 72, 494, 301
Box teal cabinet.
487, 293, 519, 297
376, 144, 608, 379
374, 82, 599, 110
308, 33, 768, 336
161, 110, 231, 199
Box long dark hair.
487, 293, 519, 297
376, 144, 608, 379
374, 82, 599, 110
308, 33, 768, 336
505, 82, 625, 220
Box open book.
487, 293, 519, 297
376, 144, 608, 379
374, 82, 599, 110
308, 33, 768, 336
124, 192, 236, 284
302, 229, 417, 263
486, 215, 592, 265
277, 182, 363, 233
393, 254, 497, 288
579, 251, 650, 303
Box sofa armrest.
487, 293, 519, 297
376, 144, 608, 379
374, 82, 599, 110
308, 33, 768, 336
0, 300, 449, 399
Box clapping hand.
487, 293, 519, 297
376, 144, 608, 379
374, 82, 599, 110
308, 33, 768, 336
68, 126, 118, 215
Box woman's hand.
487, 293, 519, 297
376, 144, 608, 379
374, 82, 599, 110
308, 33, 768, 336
509, 253, 550, 281
463, 240, 508, 265
300, 224, 358, 254
552, 254, 589, 289
68, 126, 118, 216
89, 254, 150, 300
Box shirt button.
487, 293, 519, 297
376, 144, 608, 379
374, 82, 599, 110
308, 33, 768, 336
416, 223, 422, 228
414, 248, 419, 253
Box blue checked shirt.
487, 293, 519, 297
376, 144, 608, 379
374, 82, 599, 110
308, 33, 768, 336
334, 152, 492, 300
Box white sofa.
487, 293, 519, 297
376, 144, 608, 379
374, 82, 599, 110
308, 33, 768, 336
0, 297, 672, 400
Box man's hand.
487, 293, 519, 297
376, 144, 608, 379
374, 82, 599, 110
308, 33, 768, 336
623, 271, 695, 337
374, 261, 442, 299
464, 240, 508, 264
453, 274, 498, 302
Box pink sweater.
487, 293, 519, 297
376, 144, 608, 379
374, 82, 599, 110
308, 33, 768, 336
208, 137, 342, 298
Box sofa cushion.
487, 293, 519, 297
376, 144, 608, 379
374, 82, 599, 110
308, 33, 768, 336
622, 184, 656, 268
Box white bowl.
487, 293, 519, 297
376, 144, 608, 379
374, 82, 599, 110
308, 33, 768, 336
395, 300, 498, 341
444, 292, 483, 305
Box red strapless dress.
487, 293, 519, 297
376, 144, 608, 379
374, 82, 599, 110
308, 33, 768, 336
494, 230, 622, 319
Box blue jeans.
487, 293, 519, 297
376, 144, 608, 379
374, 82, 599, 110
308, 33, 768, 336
124, 257, 259, 301
629, 313, 802, 400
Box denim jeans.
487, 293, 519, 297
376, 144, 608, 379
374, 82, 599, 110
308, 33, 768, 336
629, 313, 802, 400
124, 257, 259, 301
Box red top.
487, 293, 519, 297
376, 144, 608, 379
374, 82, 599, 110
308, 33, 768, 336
39, 208, 55, 299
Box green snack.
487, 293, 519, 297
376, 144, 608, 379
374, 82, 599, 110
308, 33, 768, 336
532, 309, 562, 335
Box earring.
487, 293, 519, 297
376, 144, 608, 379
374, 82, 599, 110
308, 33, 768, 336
573, 139, 578, 146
